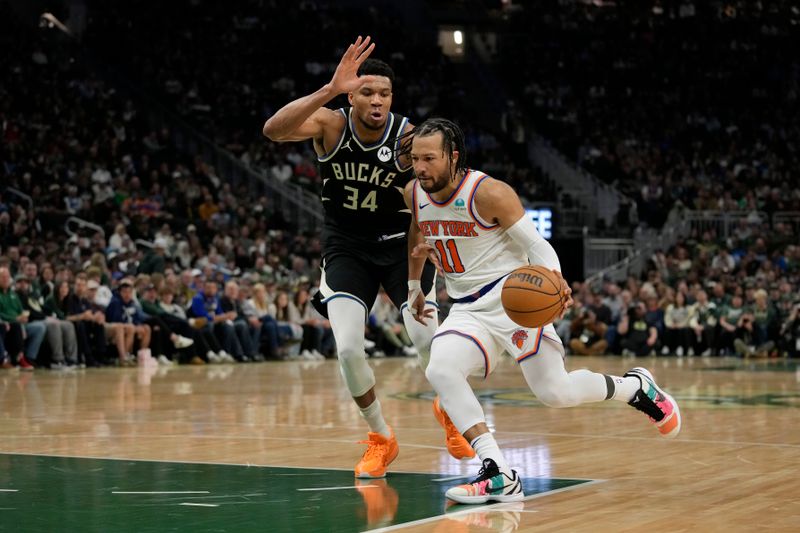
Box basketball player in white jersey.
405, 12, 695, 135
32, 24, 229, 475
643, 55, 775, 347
403, 118, 682, 504
263, 38, 473, 478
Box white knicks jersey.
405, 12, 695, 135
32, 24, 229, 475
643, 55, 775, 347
413, 170, 527, 299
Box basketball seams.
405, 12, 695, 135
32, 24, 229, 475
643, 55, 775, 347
503, 297, 563, 314
503, 286, 561, 297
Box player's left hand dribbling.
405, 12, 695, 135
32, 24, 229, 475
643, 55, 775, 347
552, 269, 573, 320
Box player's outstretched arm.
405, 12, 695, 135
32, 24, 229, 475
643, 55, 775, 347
262, 36, 377, 143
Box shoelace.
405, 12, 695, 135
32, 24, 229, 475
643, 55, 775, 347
358, 438, 387, 461
468, 460, 496, 484
629, 388, 667, 422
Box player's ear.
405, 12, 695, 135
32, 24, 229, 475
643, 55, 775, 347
347, 92, 354, 105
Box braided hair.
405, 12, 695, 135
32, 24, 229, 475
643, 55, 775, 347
396, 117, 468, 182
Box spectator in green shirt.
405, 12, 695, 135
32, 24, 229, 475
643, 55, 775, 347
0, 266, 46, 369
689, 290, 718, 356
750, 289, 777, 349
719, 295, 745, 355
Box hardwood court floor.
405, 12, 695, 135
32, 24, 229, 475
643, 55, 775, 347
1, 355, 798, 532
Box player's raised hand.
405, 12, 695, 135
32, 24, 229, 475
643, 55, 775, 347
328, 36, 377, 94
552, 270, 573, 320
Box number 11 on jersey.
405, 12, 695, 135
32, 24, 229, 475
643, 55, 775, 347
434, 239, 465, 273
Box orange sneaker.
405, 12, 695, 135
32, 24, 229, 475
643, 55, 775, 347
355, 429, 399, 478
433, 397, 476, 460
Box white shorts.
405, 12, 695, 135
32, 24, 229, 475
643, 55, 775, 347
433, 279, 562, 378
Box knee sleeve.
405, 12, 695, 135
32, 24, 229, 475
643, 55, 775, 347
328, 297, 375, 398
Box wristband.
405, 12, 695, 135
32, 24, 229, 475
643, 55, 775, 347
408, 280, 421, 290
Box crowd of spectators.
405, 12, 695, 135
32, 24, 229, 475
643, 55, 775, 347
490, 0, 800, 227
0, 2, 420, 370
81, 0, 556, 205
560, 216, 800, 358
2, 1, 798, 371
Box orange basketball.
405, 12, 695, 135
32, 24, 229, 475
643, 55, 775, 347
501, 265, 565, 328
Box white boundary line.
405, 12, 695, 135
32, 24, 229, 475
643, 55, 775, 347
112, 491, 209, 495
0, 489, 19, 492
365, 479, 606, 533
178, 502, 218, 507
297, 485, 378, 492
431, 475, 468, 482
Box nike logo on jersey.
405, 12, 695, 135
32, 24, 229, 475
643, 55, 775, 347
418, 203, 430, 210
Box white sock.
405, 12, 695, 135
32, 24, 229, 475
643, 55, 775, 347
607, 375, 642, 402
470, 432, 512, 477
360, 400, 391, 438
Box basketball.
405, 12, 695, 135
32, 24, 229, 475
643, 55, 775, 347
501, 265, 565, 328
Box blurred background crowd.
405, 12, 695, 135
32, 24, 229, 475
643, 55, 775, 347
1, 0, 798, 370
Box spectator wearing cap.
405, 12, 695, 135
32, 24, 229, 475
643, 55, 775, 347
62, 275, 107, 367
189, 279, 236, 363
15, 273, 77, 369
105, 280, 151, 365
85, 278, 127, 364
0, 266, 46, 370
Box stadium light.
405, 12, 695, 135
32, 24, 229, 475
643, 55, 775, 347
453, 30, 463, 45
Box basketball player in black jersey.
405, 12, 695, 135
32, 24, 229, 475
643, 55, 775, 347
263, 36, 473, 477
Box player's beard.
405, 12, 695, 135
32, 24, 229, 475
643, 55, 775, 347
418, 172, 450, 194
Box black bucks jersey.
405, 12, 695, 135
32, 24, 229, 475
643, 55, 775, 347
318, 108, 413, 250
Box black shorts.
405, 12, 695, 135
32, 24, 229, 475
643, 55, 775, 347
311, 239, 436, 319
